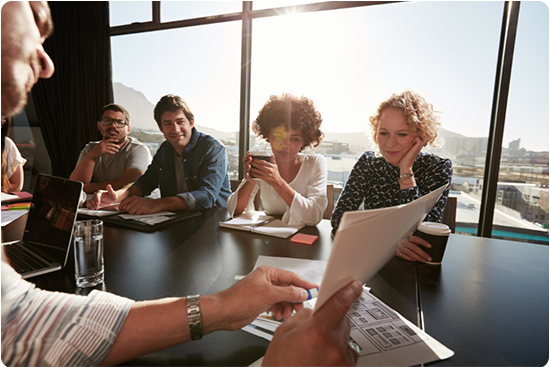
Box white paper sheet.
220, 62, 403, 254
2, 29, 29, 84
315, 185, 448, 311
118, 211, 175, 220
1, 210, 28, 226
78, 208, 119, 217
253, 255, 327, 285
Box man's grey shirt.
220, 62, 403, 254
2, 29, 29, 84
76, 137, 152, 182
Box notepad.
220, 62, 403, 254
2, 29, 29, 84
220, 212, 305, 238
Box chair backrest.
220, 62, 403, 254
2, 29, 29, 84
324, 184, 334, 220
441, 196, 457, 233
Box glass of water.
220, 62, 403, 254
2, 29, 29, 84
73, 219, 104, 288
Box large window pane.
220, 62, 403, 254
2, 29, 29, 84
251, 2, 502, 233
252, 1, 330, 11
110, 22, 242, 180
161, 1, 242, 22
110, 1, 152, 26
493, 2, 549, 244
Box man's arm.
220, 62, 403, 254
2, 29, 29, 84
100, 266, 316, 366
82, 168, 145, 194
70, 139, 121, 186
180, 142, 228, 211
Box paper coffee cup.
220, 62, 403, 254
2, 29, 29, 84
415, 222, 451, 266
249, 151, 272, 178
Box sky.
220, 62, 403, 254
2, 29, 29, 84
110, 1, 549, 152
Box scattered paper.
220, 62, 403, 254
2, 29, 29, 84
253, 255, 327, 285
118, 211, 175, 220
1, 209, 28, 226
78, 208, 118, 217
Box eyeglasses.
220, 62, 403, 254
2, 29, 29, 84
100, 117, 128, 128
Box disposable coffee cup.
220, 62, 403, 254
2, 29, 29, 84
249, 151, 272, 178
415, 222, 451, 266
74, 219, 104, 288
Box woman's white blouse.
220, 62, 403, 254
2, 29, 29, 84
3, 137, 26, 178
227, 154, 327, 226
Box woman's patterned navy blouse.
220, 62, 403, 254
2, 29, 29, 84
331, 151, 453, 230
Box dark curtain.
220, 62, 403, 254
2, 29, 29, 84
32, 1, 113, 178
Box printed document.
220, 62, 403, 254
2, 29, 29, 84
245, 287, 454, 366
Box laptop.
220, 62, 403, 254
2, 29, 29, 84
2, 174, 83, 278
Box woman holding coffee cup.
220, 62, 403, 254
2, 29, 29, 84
227, 93, 327, 226
331, 90, 453, 263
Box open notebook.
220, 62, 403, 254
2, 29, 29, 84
220, 212, 305, 238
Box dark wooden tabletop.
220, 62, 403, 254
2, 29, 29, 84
2, 207, 547, 366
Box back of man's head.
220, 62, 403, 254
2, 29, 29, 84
100, 103, 130, 124
153, 95, 194, 128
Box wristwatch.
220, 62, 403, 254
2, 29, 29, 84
187, 295, 202, 340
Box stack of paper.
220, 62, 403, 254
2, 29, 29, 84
118, 211, 176, 225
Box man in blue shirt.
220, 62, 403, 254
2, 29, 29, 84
87, 94, 231, 214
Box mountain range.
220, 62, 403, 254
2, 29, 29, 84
114, 82, 466, 148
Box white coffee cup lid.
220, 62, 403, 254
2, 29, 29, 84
417, 222, 451, 236
249, 150, 271, 156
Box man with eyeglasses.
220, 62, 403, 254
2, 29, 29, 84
69, 103, 152, 194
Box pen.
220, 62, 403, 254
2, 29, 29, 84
305, 287, 319, 301
251, 217, 276, 229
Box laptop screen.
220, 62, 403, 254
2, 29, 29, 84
23, 174, 83, 254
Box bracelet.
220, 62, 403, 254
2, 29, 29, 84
277, 182, 285, 195
398, 172, 414, 181
187, 295, 202, 340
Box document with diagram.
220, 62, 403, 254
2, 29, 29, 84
245, 287, 454, 366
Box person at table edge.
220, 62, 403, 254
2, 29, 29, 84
87, 94, 231, 215
1, 2, 360, 366
69, 103, 152, 194
331, 90, 453, 263
2, 117, 26, 193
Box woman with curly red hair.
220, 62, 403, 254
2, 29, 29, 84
227, 93, 327, 226
331, 90, 453, 262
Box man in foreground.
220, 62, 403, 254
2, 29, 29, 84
1, 2, 360, 366
87, 94, 231, 215
69, 103, 151, 194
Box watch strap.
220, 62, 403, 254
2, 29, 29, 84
187, 295, 202, 340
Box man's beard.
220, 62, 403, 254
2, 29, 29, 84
1, 78, 28, 118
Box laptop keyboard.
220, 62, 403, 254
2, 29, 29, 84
4, 244, 50, 274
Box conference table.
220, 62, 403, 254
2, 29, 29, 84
2, 207, 548, 366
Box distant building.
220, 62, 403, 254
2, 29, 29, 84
508, 139, 521, 151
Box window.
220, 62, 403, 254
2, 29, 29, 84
110, 21, 242, 180
161, 1, 241, 22
250, 1, 503, 234
109, 1, 548, 244
110, 1, 152, 26
493, 1, 549, 243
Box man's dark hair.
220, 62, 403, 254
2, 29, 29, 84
100, 103, 130, 124
153, 95, 194, 129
